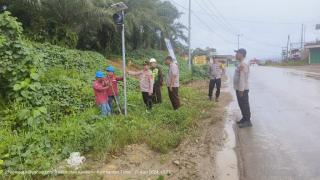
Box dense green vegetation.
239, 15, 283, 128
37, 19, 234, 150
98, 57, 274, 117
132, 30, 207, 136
0, 11, 210, 178
1, 0, 188, 54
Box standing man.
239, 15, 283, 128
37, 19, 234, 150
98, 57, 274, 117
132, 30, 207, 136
149, 58, 163, 104
164, 56, 180, 110
93, 71, 111, 116
105, 66, 123, 114
128, 61, 154, 112
208, 58, 223, 102
234, 48, 252, 128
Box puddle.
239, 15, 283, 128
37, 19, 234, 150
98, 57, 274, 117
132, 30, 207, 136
288, 70, 320, 80
215, 73, 239, 180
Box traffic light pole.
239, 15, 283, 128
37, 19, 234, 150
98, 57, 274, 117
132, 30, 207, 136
121, 10, 127, 116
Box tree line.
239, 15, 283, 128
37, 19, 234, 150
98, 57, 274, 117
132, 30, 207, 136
1, 0, 188, 55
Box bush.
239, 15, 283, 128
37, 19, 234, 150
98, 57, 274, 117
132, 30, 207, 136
0, 12, 211, 178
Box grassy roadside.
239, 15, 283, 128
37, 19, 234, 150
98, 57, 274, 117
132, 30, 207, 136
49, 80, 216, 180
1, 50, 209, 179
4, 81, 215, 179
91, 84, 214, 156
1, 12, 211, 179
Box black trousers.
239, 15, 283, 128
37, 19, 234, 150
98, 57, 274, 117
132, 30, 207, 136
236, 90, 251, 121
208, 78, 221, 98
168, 87, 180, 110
142, 92, 152, 110
152, 85, 162, 104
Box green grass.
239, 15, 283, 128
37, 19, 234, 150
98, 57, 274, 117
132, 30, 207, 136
0, 12, 212, 178
91, 85, 213, 155
0, 44, 211, 179
1, 85, 213, 179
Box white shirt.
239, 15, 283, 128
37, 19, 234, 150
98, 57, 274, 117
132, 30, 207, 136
233, 61, 249, 91
166, 63, 180, 87
208, 62, 223, 79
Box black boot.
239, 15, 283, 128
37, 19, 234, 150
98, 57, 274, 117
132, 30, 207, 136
236, 118, 245, 124
238, 120, 253, 128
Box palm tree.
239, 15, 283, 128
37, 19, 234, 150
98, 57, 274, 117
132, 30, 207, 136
4, 0, 187, 52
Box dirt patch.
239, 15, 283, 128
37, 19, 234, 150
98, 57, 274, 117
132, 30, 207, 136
58, 80, 232, 180
108, 59, 140, 71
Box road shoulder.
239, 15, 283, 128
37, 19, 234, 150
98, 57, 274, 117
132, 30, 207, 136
57, 80, 233, 180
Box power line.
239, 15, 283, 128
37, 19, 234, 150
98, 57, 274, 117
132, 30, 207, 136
195, 1, 260, 51
203, 0, 241, 34
171, 0, 235, 45
170, 0, 282, 55
242, 35, 281, 47
226, 18, 317, 25
193, 0, 237, 36
191, 13, 237, 47
202, 0, 282, 48
173, 0, 317, 25
170, 0, 189, 12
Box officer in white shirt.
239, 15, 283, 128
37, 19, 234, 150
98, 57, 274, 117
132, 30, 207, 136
234, 48, 252, 128
208, 58, 223, 102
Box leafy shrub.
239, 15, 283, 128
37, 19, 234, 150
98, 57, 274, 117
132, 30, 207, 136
0, 11, 43, 104
0, 12, 211, 178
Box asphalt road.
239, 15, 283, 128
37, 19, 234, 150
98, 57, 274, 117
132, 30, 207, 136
228, 66, 320, 180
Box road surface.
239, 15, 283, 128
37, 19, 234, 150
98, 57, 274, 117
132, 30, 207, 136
228, 66, 320, 180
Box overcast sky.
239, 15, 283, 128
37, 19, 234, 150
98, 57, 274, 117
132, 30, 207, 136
170, 0, 320, 60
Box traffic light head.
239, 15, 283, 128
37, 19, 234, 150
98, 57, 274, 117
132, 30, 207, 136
113, 13, 123, 25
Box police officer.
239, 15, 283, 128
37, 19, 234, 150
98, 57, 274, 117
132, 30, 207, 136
149, 58, 163, 104
234, 48, 252, 128
208, 58, 223, 102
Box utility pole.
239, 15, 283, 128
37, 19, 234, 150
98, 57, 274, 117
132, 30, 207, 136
304, 25, 306, 45
237, 34, 242, 49
286, 35, 290, 60
301, 24, 304, 49
188, 0, 192, 70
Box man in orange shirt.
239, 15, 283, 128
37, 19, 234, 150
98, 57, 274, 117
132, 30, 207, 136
105, 66, 123, 114
93, 71, 111, 116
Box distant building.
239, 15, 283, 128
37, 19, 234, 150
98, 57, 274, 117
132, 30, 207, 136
193, 55, 208, 65
213, 55, 235, 66
282, 42, 303, 61
249, 58, 259, 65
192, 54, 236, 66
305, 42, 320, 64
290, 48, 302, 60
180, 53, 188, 61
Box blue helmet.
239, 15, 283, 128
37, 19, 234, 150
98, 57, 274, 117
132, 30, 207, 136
106, 66, 115, 72
95, 71, 104, 78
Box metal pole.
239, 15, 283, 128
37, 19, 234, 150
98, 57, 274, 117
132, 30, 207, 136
304, 25, 306, 45
188, 0, 192, 70
301, 24, 304, 49
121, 10, 127, 116
237, 34, 240, 49
286, 35, 290, 60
